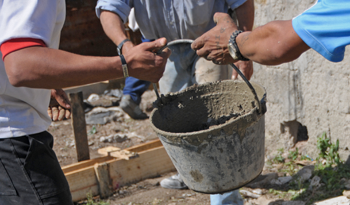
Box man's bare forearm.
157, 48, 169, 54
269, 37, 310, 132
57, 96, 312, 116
4, 47, 122, 88
100, 11, 128, 45
236, 20, 310, 65
4, 39, 170, 88
100, 10, 133, 52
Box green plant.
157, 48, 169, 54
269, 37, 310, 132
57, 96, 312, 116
316, 132, 340, 165
288, 148, 299, 161
289, 188, 306, 200
273, 148, 285, 163
88, 126, 97, 135
281, 161, 300, 176
303, 132, 350, 204
300, 154, 312, 161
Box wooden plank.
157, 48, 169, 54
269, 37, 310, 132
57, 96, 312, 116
62, 139, 162, 174
66, 146, 176, 202
62, 156, 113, 174
66, 166, 99, 201
64, 81, 110, 99
94, 163, 112, 198
98, 146, 138, 160
70, 92, 90, 161
109, 146, 176, 189
125, 139, 163, 153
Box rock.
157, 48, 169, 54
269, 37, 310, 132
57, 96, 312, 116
252, 189, 263, 195
129, 132, 145, 141
271, 176, 293, 185
89, 95, 119, 108
313, 196, 350, 204
294, 165, 314, 183
239, 190, 260, 199
308, 176, 321, 190
100, 136, 107, 143
344, 179, 350, 190
107, 137, 113, 143
114, 134, 128, 143
69, 140, 75, 147
282, 201, 305, 205
343, 190, 350, 199
87, 94, 99, 102
104, 89, 123, 98
246, 173, 278, 188
85, 107, 123, 125
100, 134, 129, 143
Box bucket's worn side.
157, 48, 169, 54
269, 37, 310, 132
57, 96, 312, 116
157, 112, 265, 194
150, 80, 266, 194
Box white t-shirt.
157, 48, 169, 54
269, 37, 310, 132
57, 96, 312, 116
0, 0, 66, 138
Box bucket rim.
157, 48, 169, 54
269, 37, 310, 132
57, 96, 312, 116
150, 80, 266, 138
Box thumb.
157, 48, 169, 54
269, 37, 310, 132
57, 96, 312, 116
142, 37, 167, 51
213, 12, 227, 24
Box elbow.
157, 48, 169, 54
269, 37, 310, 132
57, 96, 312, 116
7, 70, 27, 87
4, 60, 30, 87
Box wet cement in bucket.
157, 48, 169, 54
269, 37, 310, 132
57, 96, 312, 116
152, 80, 264, 135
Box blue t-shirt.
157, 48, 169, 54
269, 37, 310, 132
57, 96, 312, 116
292, 0, 350, 62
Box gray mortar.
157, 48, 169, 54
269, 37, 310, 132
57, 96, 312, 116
150, 80, 267, 193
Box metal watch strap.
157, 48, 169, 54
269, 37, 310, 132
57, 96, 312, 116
230, 30, 249, 61
117, 39, 131, 55
119, 54, 129, 77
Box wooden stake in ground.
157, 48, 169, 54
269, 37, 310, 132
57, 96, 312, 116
70, 92, 90, 161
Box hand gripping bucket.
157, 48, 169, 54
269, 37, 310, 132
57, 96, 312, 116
150, 79, 266, 194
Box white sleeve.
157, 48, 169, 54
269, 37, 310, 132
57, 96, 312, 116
0, 0, 65, 48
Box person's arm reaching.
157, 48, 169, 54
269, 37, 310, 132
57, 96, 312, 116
236, 20, 310, 65
192, 12, 310, 66
100, 10, 134, 53
3, 38, 170, 89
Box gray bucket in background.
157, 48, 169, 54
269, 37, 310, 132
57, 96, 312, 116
150, 80, 267, 194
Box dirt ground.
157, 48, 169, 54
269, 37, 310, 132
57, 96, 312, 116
49, 90, 214, 204
49, 90, 345, 205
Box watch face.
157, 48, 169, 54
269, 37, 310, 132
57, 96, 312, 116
228, 43, 238, 60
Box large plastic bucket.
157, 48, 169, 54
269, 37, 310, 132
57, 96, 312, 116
150, 80, 266, 194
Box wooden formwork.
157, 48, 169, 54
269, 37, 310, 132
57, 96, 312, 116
62, 139, 176, 202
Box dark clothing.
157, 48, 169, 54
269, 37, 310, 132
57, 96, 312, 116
0, 131, 73, 205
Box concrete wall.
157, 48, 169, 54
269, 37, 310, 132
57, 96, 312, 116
251, 0, 350, 160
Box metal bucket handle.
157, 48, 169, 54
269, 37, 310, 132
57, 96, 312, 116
155, 39, 263, 114
229, 63, 263, 114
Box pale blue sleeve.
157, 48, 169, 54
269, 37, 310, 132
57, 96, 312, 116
226, 0, 247, 10
292, 0, 350, 62
95, 0, 131, 23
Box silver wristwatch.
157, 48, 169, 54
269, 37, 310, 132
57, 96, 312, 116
228, 30, 249, 61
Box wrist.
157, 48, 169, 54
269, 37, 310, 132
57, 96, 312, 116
227, 30, 249, 61
117, 38, 131, 55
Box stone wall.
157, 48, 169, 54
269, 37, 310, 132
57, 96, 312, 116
251, 0, 350, 160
